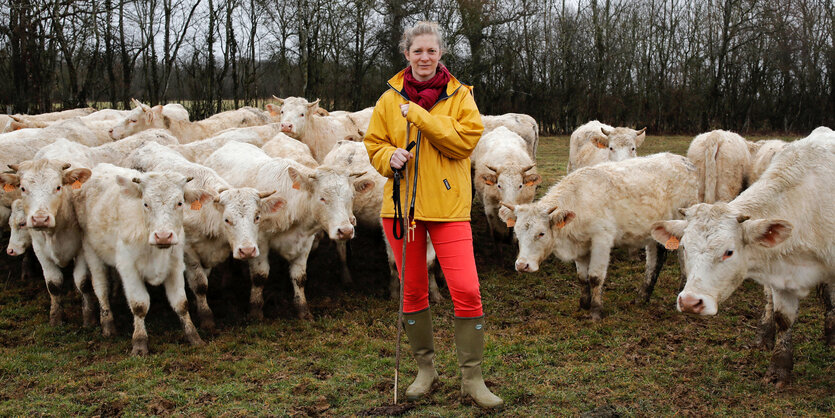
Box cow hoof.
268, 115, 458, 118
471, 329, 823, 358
764, 367, 791, 387
200, 318, 217, 334
186, 333, 204, 347
248, 307, 264, 322
589, 310, 603, 321
131, 342, 149, 356
297, 310, 314, 321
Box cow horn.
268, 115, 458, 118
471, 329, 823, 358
636, 127, 647, 135
485, 164, 499, 173
500, 201, 515, 211
258, 190, 276, 199
521, 164, 535, 173
736, 214, 750, 223
132, 177, 141, 184
350, 171, 367, 178
61, 163, 72, 170
8, 164, 19, 172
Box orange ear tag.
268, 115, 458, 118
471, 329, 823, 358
506, 218, 516, 228
190, 200, 202, 210
556, 220, 566, 229
484, 180, 494, 185
595, 141, 607, 149
292, 182, 301, 190
3, 184, 15, 192
71, 180, 83, 190
525, 181, 536, 186
665, 235, 680, 250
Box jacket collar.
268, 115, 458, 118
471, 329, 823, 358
387, 67, 471, 103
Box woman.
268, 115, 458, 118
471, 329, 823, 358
364, 21, 503, 409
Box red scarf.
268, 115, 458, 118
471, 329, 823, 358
402, 64, 451, 110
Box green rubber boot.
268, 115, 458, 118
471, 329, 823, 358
403, 309, 439, 401
454, 317, 504, 410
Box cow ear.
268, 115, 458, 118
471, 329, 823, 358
498, 202, 516, 226
184, 189, 215, 211
266, 103, 280, 117
742, 219, 792, 248
116, 175, 142, 198
479, 173, 497, 186
62, 168, 92, 188
523, 173, 541, 186
650, 220, 688, 249
10, 121, 25, 131
354, 179, 375, 193
0, 173, 20, 191
549, 209, 575, 229
592, 135, 609, 149
287, 166, 315, 191
261, 195, 286, 213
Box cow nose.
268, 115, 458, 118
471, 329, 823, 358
280, 122, 293, 132
238, 246, 258, 259
154, 231, 174, 244
515, 260, 530, 272
337, 226, 354, 240
679, 294, 704, 314
31, 214, 50, 227
7, 248, 15, 256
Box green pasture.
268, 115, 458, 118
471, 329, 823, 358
0, 135, 831, 416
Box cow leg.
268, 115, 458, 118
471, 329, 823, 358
164, 269, 203, 347
637, 243, 667, 304
284, 235, 315, 321
335, 240, 353, 286
119, 271, 151, 356
764, 290, 798, 387
38, 255, 65, 326
72, 254, 97, 327
247, 242, 270, 321
85, 245, 115, 337
587, 239, 614, 321
183, 248, 215, 332
574, 255, 591, 311
820, 283, 835, 347
754, 286, 776, 350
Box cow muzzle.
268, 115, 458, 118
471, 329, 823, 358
677, 292, 717, 315
235, 246, 259, 260
29, 212, 53, 229
515, 259, 537, 273
151, 231, 176, 247
280, 122, 294, 133
334, 225, 355, 241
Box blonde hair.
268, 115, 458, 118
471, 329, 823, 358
399, 21, 446, 54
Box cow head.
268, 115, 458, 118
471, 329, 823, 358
651, 203, 792, 315
116, 171, 208, 248
501, 201, 575, 273
7, 199, 30, 256
288, 165, 363, 241
0, 160, 91, 229
594, 127, 647, 162
211, 188, 286, 260
269, 96, 321, 138
110, 99, 165, 140
479, 163, 541, 206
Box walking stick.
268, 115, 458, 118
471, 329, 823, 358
393, 122, 418, 404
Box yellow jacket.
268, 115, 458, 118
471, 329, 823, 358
364, 69, 483, 222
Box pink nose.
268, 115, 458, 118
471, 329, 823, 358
337, 226, 354, 240
515, 260, 531, 272
280, 122, 293, 132
7, 248, 15, 256
238, 246, 257, 259
154, 231, 174, 245
31, 215, 50, 227
679, 294, 704, 314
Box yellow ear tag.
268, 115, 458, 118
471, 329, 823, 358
506, 218, 516, 228
556, 220, 566, 229
595, 141, 606, 149
71, 180, 83, 190
292, 182, 301, 190
665, 235, 680, 250
190, 200, 202, 210
3, 184, 15, 192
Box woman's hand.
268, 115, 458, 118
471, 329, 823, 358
400, 103, 409, 117
390, 147, 413, 170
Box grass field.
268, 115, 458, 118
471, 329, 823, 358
0, 135, 831, 416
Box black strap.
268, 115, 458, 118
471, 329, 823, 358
392, 141, 417, 240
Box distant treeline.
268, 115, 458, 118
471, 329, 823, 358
0, 0, 832, 134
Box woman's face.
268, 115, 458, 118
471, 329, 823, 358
404, 34, 442, 82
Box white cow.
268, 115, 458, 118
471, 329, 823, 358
502, 153, 699, 320
127, 141, 285, 330
169, 124, 284, 163
204, 142, 364, 320
262, 133, 319, 169
567, 120, 646, 173
651, 131, 835, 386
686, 130, 751, 203
482, 113, 539, 158
73, 163, 207, 355
472, 126, 541, 243
267, 96, 361, 162
0, 160, 94, 326
6, 199, 30, 256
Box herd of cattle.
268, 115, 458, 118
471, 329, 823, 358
0, 100, 832, 387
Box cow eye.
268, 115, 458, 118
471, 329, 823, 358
20, 187, 25, 192
538, 232, 545, 238
609, 147, 613, 151
497, 184, 502, 189
723, 250, 734, 260
56, 185, 61, 191
255, 215, 260, 222
300, 113, 305, 117
225, 218, 231, 224
143, 203, 149, 208
518, 184, 523, 189
177, 201, 183, 207
18, 222, 25, 228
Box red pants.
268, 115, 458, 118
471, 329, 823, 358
383, 218, 483, 318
